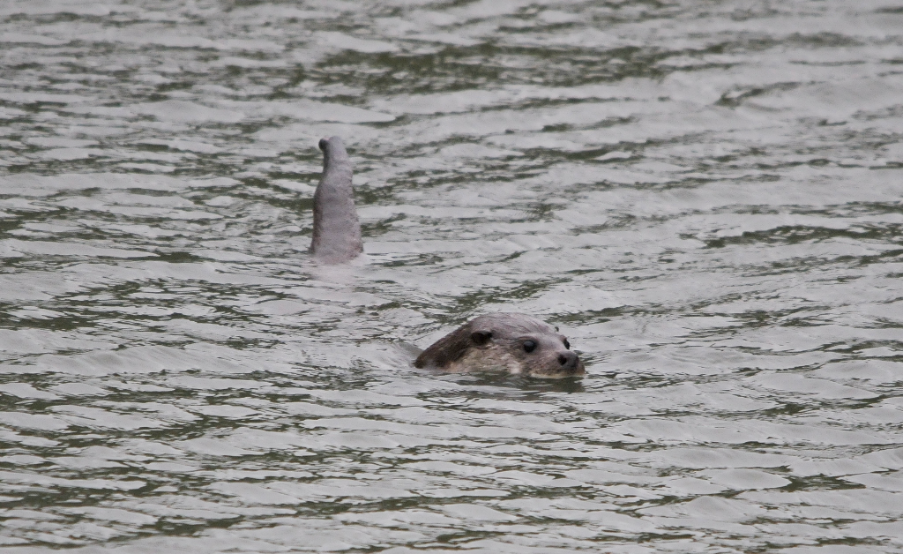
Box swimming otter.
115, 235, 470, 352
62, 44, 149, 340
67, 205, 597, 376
308, 139, 587, 376
311, 136, 363, 263
415, 313, 584, 378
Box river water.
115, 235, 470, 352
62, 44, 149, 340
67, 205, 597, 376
0, 1, 900, 552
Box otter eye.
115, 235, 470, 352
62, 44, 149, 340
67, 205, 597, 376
523, 340, 537, 353
563, 339, 570, 349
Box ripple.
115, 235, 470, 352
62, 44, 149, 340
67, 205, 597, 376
0, 0, 899, 552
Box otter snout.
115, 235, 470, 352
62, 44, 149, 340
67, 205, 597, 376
557, 350, 585, 375
558, 351, 578, 369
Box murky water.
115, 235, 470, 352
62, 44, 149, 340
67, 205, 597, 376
0, 0, 900, 552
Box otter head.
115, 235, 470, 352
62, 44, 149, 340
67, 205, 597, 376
415, 313, 585, 378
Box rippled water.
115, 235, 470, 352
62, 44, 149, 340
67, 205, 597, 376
0, 0, 900, 552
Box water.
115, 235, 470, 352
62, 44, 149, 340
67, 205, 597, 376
0, 0, 900, 552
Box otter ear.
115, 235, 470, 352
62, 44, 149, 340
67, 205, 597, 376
470, 330, 492, 346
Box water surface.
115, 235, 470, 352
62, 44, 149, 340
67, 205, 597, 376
0, 0, 901, 552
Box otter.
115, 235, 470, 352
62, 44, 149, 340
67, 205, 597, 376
308, 138, 587, 377
414, 313, 585, 378
311, 136, 363, 263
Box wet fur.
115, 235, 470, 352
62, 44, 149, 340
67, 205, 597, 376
415, 313, 584, 378
311, 136, 363, 263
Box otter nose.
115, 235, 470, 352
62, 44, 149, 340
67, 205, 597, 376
557, 351, 579, 370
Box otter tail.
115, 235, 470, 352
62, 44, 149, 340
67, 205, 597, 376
311, 136, 363, 263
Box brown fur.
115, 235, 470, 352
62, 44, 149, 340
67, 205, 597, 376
415, 313, 585, 378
